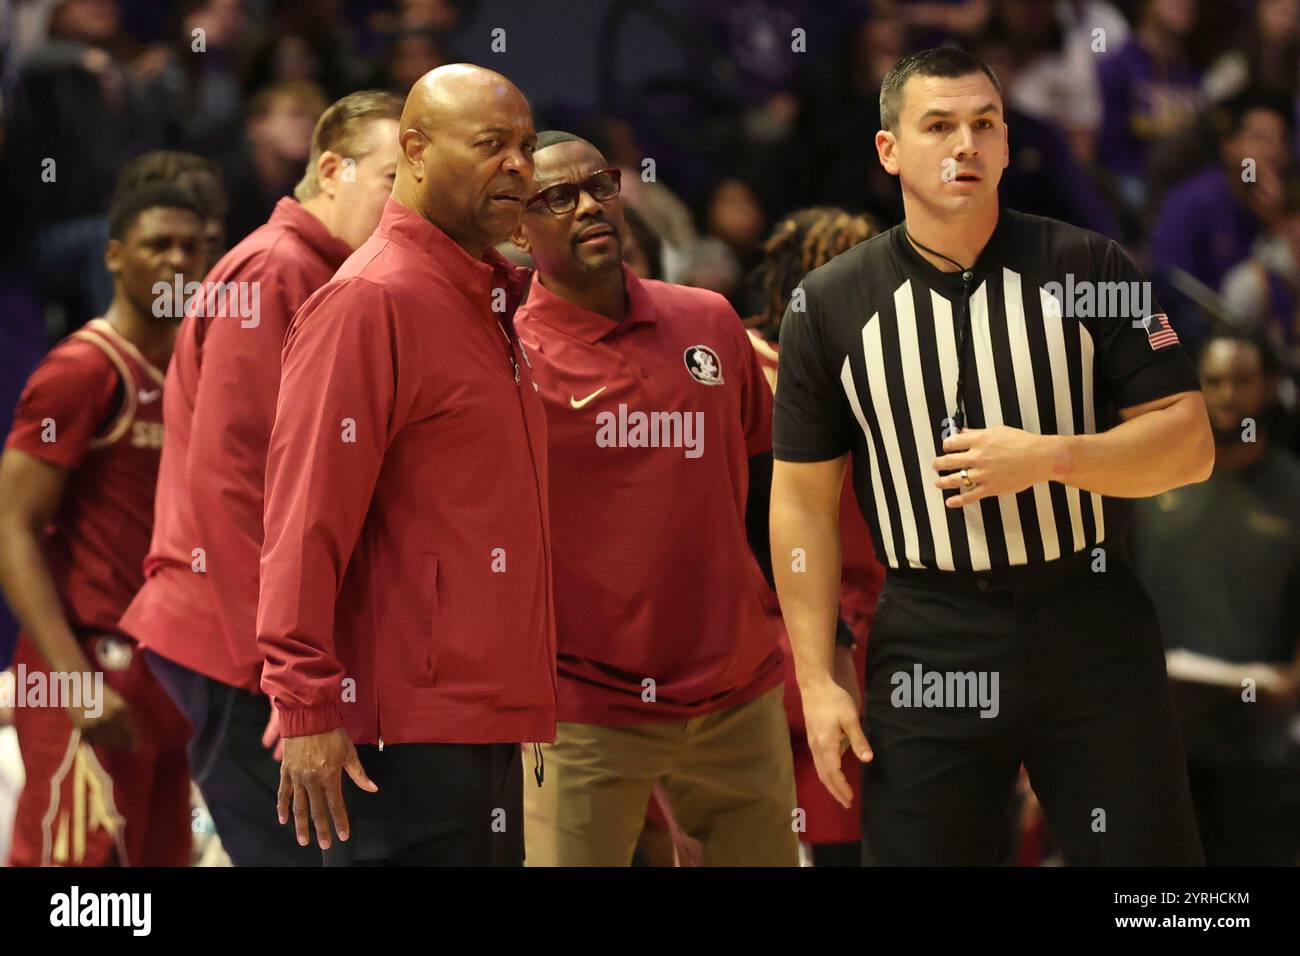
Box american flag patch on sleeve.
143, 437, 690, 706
1141, 313, 1180, 350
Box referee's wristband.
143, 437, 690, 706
834, 618, 857, 651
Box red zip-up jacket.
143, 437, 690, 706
121, 198, 353, 690
256, 198, 557, 745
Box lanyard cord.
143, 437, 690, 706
905, 226, 976, 430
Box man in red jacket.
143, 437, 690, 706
509, 132, 798, 865
258, 64, 554, 866
119, 90, 402, 866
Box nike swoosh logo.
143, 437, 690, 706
569, 386, 607, 409
138, 389, 161, 404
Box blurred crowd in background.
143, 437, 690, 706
1, 0, 1299, 865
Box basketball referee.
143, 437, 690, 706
771, 48, 1213, 866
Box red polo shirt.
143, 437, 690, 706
514, 267, 782, 725
256, 198, 556, 745
120, 198, 354, 691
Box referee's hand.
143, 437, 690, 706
278, 729, 379, 850
801, 659, 873, 810
932, 426, 1058, 508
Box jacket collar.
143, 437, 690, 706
374, 197, 518, 289
520, 264, 657, 344
267, 197, 354, 269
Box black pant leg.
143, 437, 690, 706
323, 742, 524, 867
1021, 562, 1204, 866
143, 649, 320, 867
862, 581, 1023, 865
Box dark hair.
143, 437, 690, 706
751, 207, 876, 338
879, 47, 1004, 131
108, 183, 204, 241
112, 151, 228, 223
534, 130, 600, 155
1216, 89, 1296, 141
1199, 327, 1283, 379
622, 205, 663, 280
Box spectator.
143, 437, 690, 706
796, 11, 907, 226
620, 204, 664, 281
12, 0, 165, 329
1204, 0, 1300, 104
1133, 330, 1300, 865
997, 0, 1130, 165
1221, 176, 1300, 361
1096, 0, 1202, 213
216, 78, 327, 245
141, 0, 248, 156
1149, 91, 1294, 345
702, 176, 768, 312
242, 0, 364, 102
972, 28, 1122, 238
372, 26, 447, 94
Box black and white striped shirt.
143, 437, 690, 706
773, 209, 1200, 572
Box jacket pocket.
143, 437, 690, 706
403, 552, 442, 688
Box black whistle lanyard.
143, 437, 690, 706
905, 227, 976, 431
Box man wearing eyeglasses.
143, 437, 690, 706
509, 131, 798, 866
255, 65, 554, 866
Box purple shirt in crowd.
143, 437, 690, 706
1149, 165, 1263, 293
1098, 39, 1202, 179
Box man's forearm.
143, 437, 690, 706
0, 524, 93, 674
1049, 394, 1214, 497
771, 497, 843, 689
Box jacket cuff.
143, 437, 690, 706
276, 701, 344, 738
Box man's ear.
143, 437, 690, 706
876, 129, 900, 177
509, 222, 531, 254
317, 151, 341, 198
104, 238, 122, 277
1002, 121, 1010, 169
400, 129, 426, 181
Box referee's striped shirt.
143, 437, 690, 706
773, 209, 1200, 572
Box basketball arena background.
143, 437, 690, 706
0, 0, 1298, 875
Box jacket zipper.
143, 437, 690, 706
498, 321, 556, 784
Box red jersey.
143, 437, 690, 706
514, 269, 783, 725
747, 328, 885, 627
5, 318, 167, 635
120, 198, 354, 691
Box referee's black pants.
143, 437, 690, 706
862, 542, 1204, 866
321, 742, 524, 866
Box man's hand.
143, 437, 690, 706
933, 426, 1061, 508
69, 684, 138, 751
800, 670, 872, 810
262, 707, 284, 761
277, 728, 378, 849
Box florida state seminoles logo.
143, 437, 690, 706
684, 345, 724, 385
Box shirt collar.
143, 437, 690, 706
891, 209, 1014, 292
521, 264, 658, 344
374, 197, 517, 289
267, 197, 353, 269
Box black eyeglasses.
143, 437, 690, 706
525, 168, 622, 215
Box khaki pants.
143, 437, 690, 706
524, 685, 799, 866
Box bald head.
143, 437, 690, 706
394, 64, 537, 259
